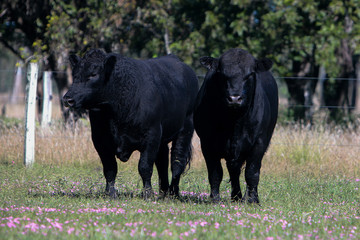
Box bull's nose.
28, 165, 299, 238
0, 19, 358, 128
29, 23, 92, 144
63, 96, 75, 107
227, 95, 243, 104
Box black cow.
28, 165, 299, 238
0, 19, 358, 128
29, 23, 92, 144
194, 48, 278, 203
63, 49, 199, 199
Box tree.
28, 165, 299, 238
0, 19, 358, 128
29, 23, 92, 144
222, 0, 360, 122
1, 0, 359, 123
318, 1, 360, 121
1, 0, 133, 121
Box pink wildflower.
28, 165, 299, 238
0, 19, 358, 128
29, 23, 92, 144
7, 221, 16, 228
67, 227, 75, 234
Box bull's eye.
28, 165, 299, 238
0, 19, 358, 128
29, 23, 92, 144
88, 73, 98, 79
244, 72, 254, 81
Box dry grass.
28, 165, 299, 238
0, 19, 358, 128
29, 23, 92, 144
1, 101, 359, 179
0, 93, 63, 119
264, 124, 360, 178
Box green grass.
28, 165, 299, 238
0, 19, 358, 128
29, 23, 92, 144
0, 116, 359, 239
1, 162, 359, 240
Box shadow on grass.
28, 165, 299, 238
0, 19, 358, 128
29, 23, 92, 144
27, 189, 138, 200
27, 189, 225, 204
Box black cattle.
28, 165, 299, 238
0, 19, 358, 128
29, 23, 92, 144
194, 48, 278, 203
63, 49, 199, 199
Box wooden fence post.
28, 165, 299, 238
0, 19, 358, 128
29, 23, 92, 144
24, 62, 38, 167
41, 71, 52, 127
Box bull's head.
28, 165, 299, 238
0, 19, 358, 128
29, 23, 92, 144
200, 48, 272, 110
63, 49, 116, 109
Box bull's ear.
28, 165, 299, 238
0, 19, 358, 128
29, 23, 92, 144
69, 54, 80, 68
256, 58, 273, 72
200, 56, 219, 70
104, 55, 117, 82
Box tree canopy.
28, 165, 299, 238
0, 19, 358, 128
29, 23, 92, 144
1, 0, 360, 122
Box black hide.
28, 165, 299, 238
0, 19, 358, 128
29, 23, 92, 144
63, 49, 199, 199
194, 48, 278, 203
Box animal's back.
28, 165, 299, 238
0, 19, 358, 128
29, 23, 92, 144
135, 55, 199, 141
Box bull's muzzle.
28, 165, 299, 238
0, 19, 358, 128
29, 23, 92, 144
227, 95, 243, 105
62, 95, 75, 108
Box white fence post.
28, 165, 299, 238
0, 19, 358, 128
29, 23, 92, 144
24, 62, 38, 167
41, 71, 52, 127
10, 61, 24, 104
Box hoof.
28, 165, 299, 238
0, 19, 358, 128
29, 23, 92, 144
106, 187, 117, 199
169, 190, 180, 199
105, 181, 117, 199
231, 194, 242, 202
141, 188, 154, 200
157, 190, 168, 200
210, 194, 221, 203
241, 196, 260, 205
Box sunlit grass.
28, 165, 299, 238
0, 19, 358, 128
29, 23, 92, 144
0, 164, 359, 239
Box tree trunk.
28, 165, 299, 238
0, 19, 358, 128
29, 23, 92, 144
164, 27, 171, 55
323, 39, 356, 121
285, 55, 318, 123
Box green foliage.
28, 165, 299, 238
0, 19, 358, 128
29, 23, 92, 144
1, 0, 360, 122
0, 116, 23, 130
1, 0, 359, 74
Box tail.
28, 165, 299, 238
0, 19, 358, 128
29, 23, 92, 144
184, 142, 193, 174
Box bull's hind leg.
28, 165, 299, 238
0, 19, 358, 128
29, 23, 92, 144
155, 144, 170, 198
243, 140, 267, 204
169, 117, 194, 197
138, 126, 162, 200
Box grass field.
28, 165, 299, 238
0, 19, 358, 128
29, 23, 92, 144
0, 112, 359, 239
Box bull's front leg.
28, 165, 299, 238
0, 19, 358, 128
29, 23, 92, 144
243, 141, 267, 204
138, 127, 162, 200
201, 142, 223, 202
97, 150, 118, 199
203, 154, 223, 202
207, 159, 223, 203
226, 159, 243, 201
103, 156, 118, 199
244, 163, 260, 204
89, 111, 118, 199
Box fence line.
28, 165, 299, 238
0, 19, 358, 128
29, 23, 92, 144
285, 105, 356, 110
270, 142, 360, 148
1, 95, 357, 111
33, 134, 360, 148
1, 69, 359, 150
1, 68, 359, 81
275, 76, 358, 81
1, 111, 359, 148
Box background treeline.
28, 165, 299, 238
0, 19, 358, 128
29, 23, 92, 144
1, 0, 360, 123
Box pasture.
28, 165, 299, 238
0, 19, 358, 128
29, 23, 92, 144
0, 104, 359, 239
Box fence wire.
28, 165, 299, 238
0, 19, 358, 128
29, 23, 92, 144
1, 72, 359, 148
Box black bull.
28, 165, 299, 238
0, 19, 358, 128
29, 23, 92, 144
194, 48, 278, 203
63, 49, 199, 199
